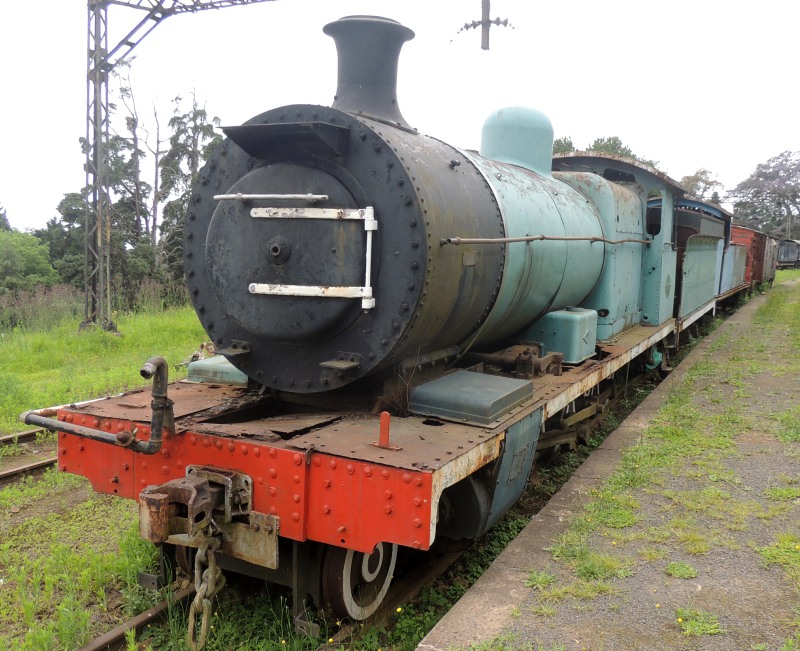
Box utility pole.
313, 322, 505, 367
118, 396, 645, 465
457, 0, 511, 51
480, 0, 491, 50
83, 0, 275, 330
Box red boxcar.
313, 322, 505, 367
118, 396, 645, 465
731, 225, 768, 288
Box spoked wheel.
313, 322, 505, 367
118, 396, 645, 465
322, 542, 398, 620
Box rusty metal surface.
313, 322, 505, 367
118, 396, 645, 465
69, 382, 247, 422
288, 415, 496, 472
60, 320, 680, 488
80, 585, 196, 651
140, 474, 223, 541
185, 414, 342, 441
223, 511, 279, 567
160, 514, 279, 569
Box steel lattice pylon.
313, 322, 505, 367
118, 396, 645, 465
84, 0, 275, 328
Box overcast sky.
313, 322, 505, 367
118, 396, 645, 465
1, 0, 797, 232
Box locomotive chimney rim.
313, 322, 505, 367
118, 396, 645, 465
324, 15, 415, 131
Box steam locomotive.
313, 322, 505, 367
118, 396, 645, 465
24, 14, 768, 634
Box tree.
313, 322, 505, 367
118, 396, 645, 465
116, 66, 162, 249
553, 136, 658, 168
105, 130, 152, 245
158, 94, 221, 279
679, 169, 724, 201
33, 193, 89, 288
553, 136, 574, 155
37, 84, 220, 312
0, 230, 59, 294
0, 204, 10, 231
731, 151, 800, 237
587, 136, 658, 168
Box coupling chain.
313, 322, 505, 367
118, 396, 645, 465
187, 535, 226, 651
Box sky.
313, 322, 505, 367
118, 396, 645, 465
0, 0, 797, 232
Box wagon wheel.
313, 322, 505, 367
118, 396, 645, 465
322, 542, 398, 620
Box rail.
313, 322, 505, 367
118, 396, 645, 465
440, 234, 652, 246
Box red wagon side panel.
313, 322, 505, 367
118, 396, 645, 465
731, 225, 766, 285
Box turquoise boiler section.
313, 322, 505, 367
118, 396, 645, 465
465, 107, 605, 344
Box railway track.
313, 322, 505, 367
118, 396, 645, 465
78, 586, 195, 651
0, 428, 44, 447
77, 552, 460, 651
0, 428, 56, 483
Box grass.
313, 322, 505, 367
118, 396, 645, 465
0, 304, 206, 649
675, 607, 724, 636
140, 588, 331, 651
539, 580, 615, 602
0, 305, 206, 434
758, 534, 800, 591
0, 467, 84, 511
1, 274, 797, 649
0, 477, 157, 649
766, 486, 800, 501
664, 561, 698, 579
525, 570, 557, 590
367, 512, 531, 650
519, 272, 800, 648
776, 406, 800, 443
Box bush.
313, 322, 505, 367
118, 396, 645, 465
0, 284, 83, 332
0, 279, 189, 334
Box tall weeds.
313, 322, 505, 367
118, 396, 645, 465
0, 305, 206, 434
0, 284, 83, 332
0, 280, 189, 334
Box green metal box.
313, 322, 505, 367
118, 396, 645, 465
523, 307, 597, 364
187, 355, 249, 386
409, 370, 532, 426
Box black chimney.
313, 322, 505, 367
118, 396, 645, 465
323, 15, 415, 130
